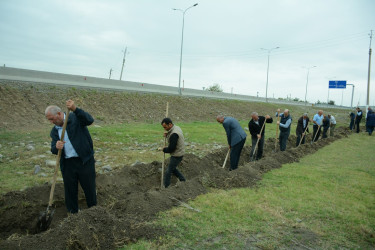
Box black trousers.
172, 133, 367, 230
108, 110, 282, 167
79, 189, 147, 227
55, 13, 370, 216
322, 127, 329, 138
296, 133, 306, 146
368, 125, 374, 135
164, 156, 185, 188
279, 131, 289, 151
250, 136, 264, 160
312, 125, 321, 142
61, 156, 97, 213
230, 138, 246, 170
356, 120, 361, 133
349, 119, 355, 130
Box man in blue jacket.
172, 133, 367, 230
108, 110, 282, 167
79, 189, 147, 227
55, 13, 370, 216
366, 107, 375, 135
45, 100, 97, 214
217, 116, 247, 170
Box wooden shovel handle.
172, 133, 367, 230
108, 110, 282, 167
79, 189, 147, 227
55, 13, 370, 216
252, 120, 266, 159
275, 111, 280, 151
222, 149, 230, 168
161, 102, 169, 188
298, 125, 309, 147
48, 109, 70, 207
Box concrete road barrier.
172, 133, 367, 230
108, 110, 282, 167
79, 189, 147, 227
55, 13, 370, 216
0, 66, 351, 109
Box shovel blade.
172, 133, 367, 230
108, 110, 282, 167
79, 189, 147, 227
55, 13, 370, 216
35, 207, 55, 233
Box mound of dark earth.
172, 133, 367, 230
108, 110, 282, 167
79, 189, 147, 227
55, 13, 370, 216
0, 128, 350, 249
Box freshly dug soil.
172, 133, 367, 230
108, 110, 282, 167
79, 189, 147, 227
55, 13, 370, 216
0, 127, 350, 249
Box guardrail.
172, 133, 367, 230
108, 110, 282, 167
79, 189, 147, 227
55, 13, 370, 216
0, 66, 352, 109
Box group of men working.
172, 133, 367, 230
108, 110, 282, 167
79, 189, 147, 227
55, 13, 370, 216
48, 100, 373, 214
349, 107, 375, 135
45, 101, 189, 214
215, 109, 337, 171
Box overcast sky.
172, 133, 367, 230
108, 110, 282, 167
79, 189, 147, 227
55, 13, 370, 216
1, 0, 374, 107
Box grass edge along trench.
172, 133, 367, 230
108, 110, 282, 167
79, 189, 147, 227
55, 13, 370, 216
124, 133, 375, 249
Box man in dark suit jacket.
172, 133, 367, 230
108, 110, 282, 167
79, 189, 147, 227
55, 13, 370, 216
248, 112, 273, 160
217, 115, 247, 170
296, 113, 309, 146
322, 115, 330, 138
45, 100, 97, 214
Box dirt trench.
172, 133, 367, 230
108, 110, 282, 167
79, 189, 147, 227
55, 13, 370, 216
0, 128, 350, 249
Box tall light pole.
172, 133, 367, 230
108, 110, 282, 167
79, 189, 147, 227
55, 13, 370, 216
304, 66, 317, 105
173, 3, 198, 95
109, 68, 113, 79
366, 30, 373, 115
347, 84, 355, 108
120, 46, 128, 81
261, 47, 279, 102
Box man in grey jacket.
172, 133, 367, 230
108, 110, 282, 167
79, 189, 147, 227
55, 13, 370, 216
217, 116, 247, 170
161, 118, 186, 188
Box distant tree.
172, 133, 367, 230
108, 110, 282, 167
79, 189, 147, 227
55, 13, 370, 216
328, 100, 335, 105
317, 100, 321, 104
206, 83, 223, 92
293, 97, 300, 102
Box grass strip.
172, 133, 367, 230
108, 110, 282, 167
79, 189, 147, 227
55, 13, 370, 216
125, 132, 375, 249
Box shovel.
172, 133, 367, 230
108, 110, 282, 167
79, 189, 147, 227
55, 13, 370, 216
297, 125, 309, 147
311, 125, 320, 144
161, 102, 169, 188
222, 148, 230, 168
36, 109, 70, 233
273, 110, 280, 152
251, 121, 266, 161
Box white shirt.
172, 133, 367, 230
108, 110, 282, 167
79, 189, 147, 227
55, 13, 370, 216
55, 114, 79, 159
330, 115, 336, 125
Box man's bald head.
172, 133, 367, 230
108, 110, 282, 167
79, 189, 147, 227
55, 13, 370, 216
216, 115, 225, 124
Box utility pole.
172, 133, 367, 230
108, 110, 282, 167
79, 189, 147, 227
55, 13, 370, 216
347, 84, 355, 108
173, 3, 198, 95
109, 68, 113, 79
304, 66, 317, 106
261, 47, 279, 102
120, 46, 128, 81
366, 30, 373, 115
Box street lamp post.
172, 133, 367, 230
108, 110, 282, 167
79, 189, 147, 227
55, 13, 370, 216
173, 3, 198, 95
347, 84, 355, 108
261, 47, 279, 102
304, 66, 317, 105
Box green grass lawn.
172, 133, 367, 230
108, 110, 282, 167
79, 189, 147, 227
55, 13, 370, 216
124, 132, 375, 249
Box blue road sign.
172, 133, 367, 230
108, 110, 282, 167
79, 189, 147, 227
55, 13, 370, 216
329, 80, 346, 89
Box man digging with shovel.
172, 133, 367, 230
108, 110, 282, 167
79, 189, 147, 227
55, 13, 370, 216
161, 118, 186, 188
312, 110, 324, 143
217, 115, 247, 171
276, 109, 292, 152
296, 113, 309, 146
248, 112, 273, 161
45, 100, 97, 214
